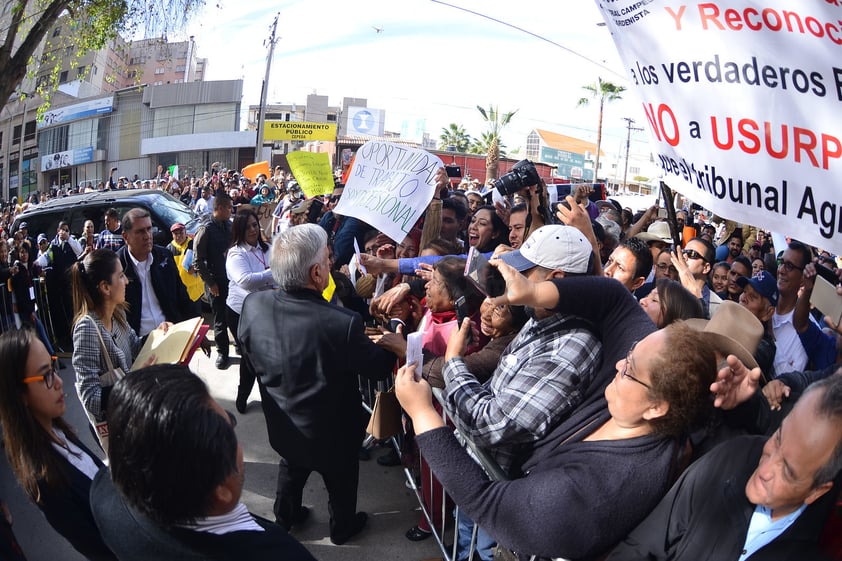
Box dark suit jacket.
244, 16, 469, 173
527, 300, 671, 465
90, 469, 315, 561
239, 288, 395, 466
37, 438, 115, 560
607, 436, 836, 561
117, 245, 192, 334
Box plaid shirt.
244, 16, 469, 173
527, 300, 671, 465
72, 313, 142, 421
95, 227, 125, 251
443, 313, 602, 473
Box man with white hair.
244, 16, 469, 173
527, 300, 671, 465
238, 224, 396, 545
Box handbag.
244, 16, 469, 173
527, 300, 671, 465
365, 387, 402, 441
85, 317, 126, 455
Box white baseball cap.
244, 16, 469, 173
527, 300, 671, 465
500, 225, 593, 274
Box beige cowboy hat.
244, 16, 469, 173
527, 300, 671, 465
684, 300, 763, 369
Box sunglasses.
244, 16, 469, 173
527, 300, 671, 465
682, 249, 708, 262
22, 356, 59, 389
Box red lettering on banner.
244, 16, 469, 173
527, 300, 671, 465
709, 116, 841, 170
643, 103, 680, 146
665, 5, 686, 29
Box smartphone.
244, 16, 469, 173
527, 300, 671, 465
464, 247, 506, 297
387, 318, 406, 335
552, 200, 572, 215
445, 165, 462, 178
811, 275, 842, 326
307, 198, 324, 223
455, 296, 473, 345
657, 208, 668, 219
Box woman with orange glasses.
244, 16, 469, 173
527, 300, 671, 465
0, 328, 115, 560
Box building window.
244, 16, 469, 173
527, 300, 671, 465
629, 166, 640, 175
52, 26, 61, 37
0, 131, 3, 149
154, 67, 165, 75
24, 121, 36, 143
175, 65, 186, 72
77, 65, 85, 77
59, 70, 68, 83
327, 114, 337, 122
91, 65, 97, 75
12, 125, 21, 145
127, 70, 137, 79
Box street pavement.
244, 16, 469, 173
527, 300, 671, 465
1, 345, 444, 561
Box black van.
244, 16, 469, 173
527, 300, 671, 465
12, 190, 200, 246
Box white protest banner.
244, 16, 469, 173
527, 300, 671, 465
598, 1, 842, 253
333, 140, 443, 242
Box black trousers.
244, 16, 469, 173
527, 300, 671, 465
207, 282, 230, 357
226, 306, 256, 398
274, 452, 359, 540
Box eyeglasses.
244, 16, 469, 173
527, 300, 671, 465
22, 357, 59, 389
656, 263, 677, 272
619, 342, 651, 389
682, 249, 707, 262
776, 258, 804, 273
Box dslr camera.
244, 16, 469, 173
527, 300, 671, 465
494, 159, 540, 196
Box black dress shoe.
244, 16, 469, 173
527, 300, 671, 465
377, 449, 401, 466
330, 512, 367, 545
276, 506, 311, 531
215, 355, 230, 369
235, 393, 248, 414
405, 525, 432, 541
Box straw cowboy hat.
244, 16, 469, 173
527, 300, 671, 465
684, 300, 763, 369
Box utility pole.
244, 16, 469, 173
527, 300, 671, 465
621, 117, 644, 194
254, 13, 280, 163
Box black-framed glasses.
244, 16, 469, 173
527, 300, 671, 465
682, 249, 707, 262
22, 356, 58, 389
776, 258, 804, 273
620, 342, 651, 389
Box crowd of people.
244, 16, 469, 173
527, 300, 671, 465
1, 156, 842, 561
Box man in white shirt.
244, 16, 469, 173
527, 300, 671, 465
117, 209, 192, 336
90, 364, 315, 560
773, 242, 812, 374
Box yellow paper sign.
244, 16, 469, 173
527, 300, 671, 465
286, 152, 334, 197
264, 121, 337, 142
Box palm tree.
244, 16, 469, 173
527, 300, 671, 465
469, 132, 507, 159
476, 105, 517, 182
577, 78, 625, 181
439, 123, 472, 152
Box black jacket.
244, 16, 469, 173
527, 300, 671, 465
607, 435, 836, 561
117, 245, 192, 334
37, 437, 115, 560
193, 217, 230, 289
90, 469, 315, 561
238, 288, 395, 466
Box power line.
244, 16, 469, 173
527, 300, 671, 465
429, 0, 625, 80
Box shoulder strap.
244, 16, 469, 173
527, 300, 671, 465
87, 315, 116, 373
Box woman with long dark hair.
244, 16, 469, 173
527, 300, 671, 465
9, 240, 54, 354
226, 209, 275, 413
70, 249, 164, 425
0, 328, 115, 560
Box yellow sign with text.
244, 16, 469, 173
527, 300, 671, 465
286, 152, 334, 197
264, 121, 337, 142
